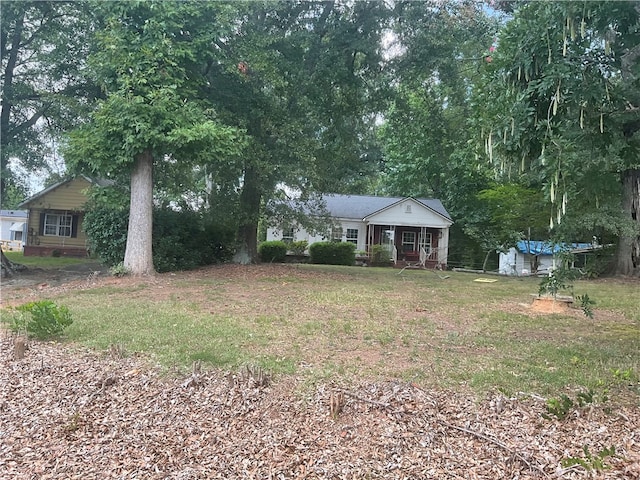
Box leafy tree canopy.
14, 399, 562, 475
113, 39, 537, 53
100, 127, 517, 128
474, 0, 640, 275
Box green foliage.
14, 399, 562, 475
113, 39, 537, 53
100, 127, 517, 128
1, 2, 96, 206
109, 262, 130, 277
474, 1, 640, 275
580, 245, 616, 279
538, 251, 580, 297
576, 294, 596, 319
8, 300, 73, 339
309, 242, 356, 266
561, 445, 616, 473
83, 200, 235, 272
152, 209, 235, 273
258, 241, 287, 263
543, 386, 610, 421
542, 394, 574, 420
83, 204, 129, 267
369, 244, 393, 267
288, 240, 308, 256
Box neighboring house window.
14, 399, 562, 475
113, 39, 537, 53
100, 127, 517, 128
402, 231, 416, 252
44, 213, 72, 237
419, 232, 432, 254
282, 226, 295, 243
405, 203, 412, 213
331, 226, 343, 242
346, 228, 358, 244
13, 231, 23, 242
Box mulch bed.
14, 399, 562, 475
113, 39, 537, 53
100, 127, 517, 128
1, 336, 638, 479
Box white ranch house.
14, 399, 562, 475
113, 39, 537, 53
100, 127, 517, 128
267, 194, 453, 269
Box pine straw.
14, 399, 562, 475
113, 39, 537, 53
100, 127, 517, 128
1, 338, 638, 479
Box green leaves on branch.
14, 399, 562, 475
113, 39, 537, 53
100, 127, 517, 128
7, 301, 73, 339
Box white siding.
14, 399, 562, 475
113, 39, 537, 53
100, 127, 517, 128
365, 199, 451, 228
499, 248, 555, 275
267, 220, 366, 251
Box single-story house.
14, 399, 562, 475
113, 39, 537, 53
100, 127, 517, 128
17, 175, 106, 257
0, 209, 28, 251
266, 194, 453, 268
498, 240, 596, 276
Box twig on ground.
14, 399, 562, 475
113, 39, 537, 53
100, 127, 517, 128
336, 389, 391, 408
438, 420, 550, 478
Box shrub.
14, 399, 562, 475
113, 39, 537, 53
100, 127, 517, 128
288, 240, 308, 255
109, 262, 130, 277
152, 209, 236, 273
84, 202, 236, 272
309, 241, 355, 266
258, 241, 287, 263
8, 300, 73, 339
83, 205, 128, 266
370, 244, 392, 267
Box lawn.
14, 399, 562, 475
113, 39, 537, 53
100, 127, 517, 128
3, 263, 638, 399
3, 251, 94, 269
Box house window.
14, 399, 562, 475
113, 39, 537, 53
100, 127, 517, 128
44, 213, 72, 237
405, 203, 412, 213
402, 231, 416, 252
13, 231, 23, 242
331, 226, 343, 242
346, 228, 358, 244
282, 226, 295, 243
419, 232, 432, 254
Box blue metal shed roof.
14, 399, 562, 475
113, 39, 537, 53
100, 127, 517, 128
516, 240, 594, 255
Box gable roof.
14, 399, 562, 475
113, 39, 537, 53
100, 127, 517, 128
322, 194, 452, 222
17, 175, 112, 208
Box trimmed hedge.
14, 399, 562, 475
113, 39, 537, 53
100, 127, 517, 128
309, 241, 356, 266
258, 241, 287, 263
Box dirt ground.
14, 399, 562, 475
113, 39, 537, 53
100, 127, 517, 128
1, 265, 639, 479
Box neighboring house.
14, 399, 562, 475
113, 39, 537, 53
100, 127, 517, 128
266, 194, 453, 268
498, 240, 596, 276
0, 209, 28, 251
17, 176, 104, 257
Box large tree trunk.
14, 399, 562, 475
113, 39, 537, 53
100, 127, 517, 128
233, 162, 261, 264
124, 150, 155, 276
615, 168, 640, 277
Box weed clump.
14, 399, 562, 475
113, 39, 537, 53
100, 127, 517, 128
6, 300, 73, 339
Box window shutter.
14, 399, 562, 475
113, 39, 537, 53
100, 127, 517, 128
39, 212, 46, 235
71, 215, 79, 238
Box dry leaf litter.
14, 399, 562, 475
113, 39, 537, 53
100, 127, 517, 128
1, 337, 638, 479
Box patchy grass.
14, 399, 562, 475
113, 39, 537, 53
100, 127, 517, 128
3, 251, 93, 269
4, 264, 638, 397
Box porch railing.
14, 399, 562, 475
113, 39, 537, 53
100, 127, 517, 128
420, 247, 428, 264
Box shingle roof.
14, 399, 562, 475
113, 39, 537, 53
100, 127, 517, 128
322, 194, 452, 221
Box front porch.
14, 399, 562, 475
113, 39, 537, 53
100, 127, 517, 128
365, 224, 448, 269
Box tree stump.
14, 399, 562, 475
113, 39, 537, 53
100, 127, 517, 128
14, 337, 26, 360
530, 294, 573, 313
